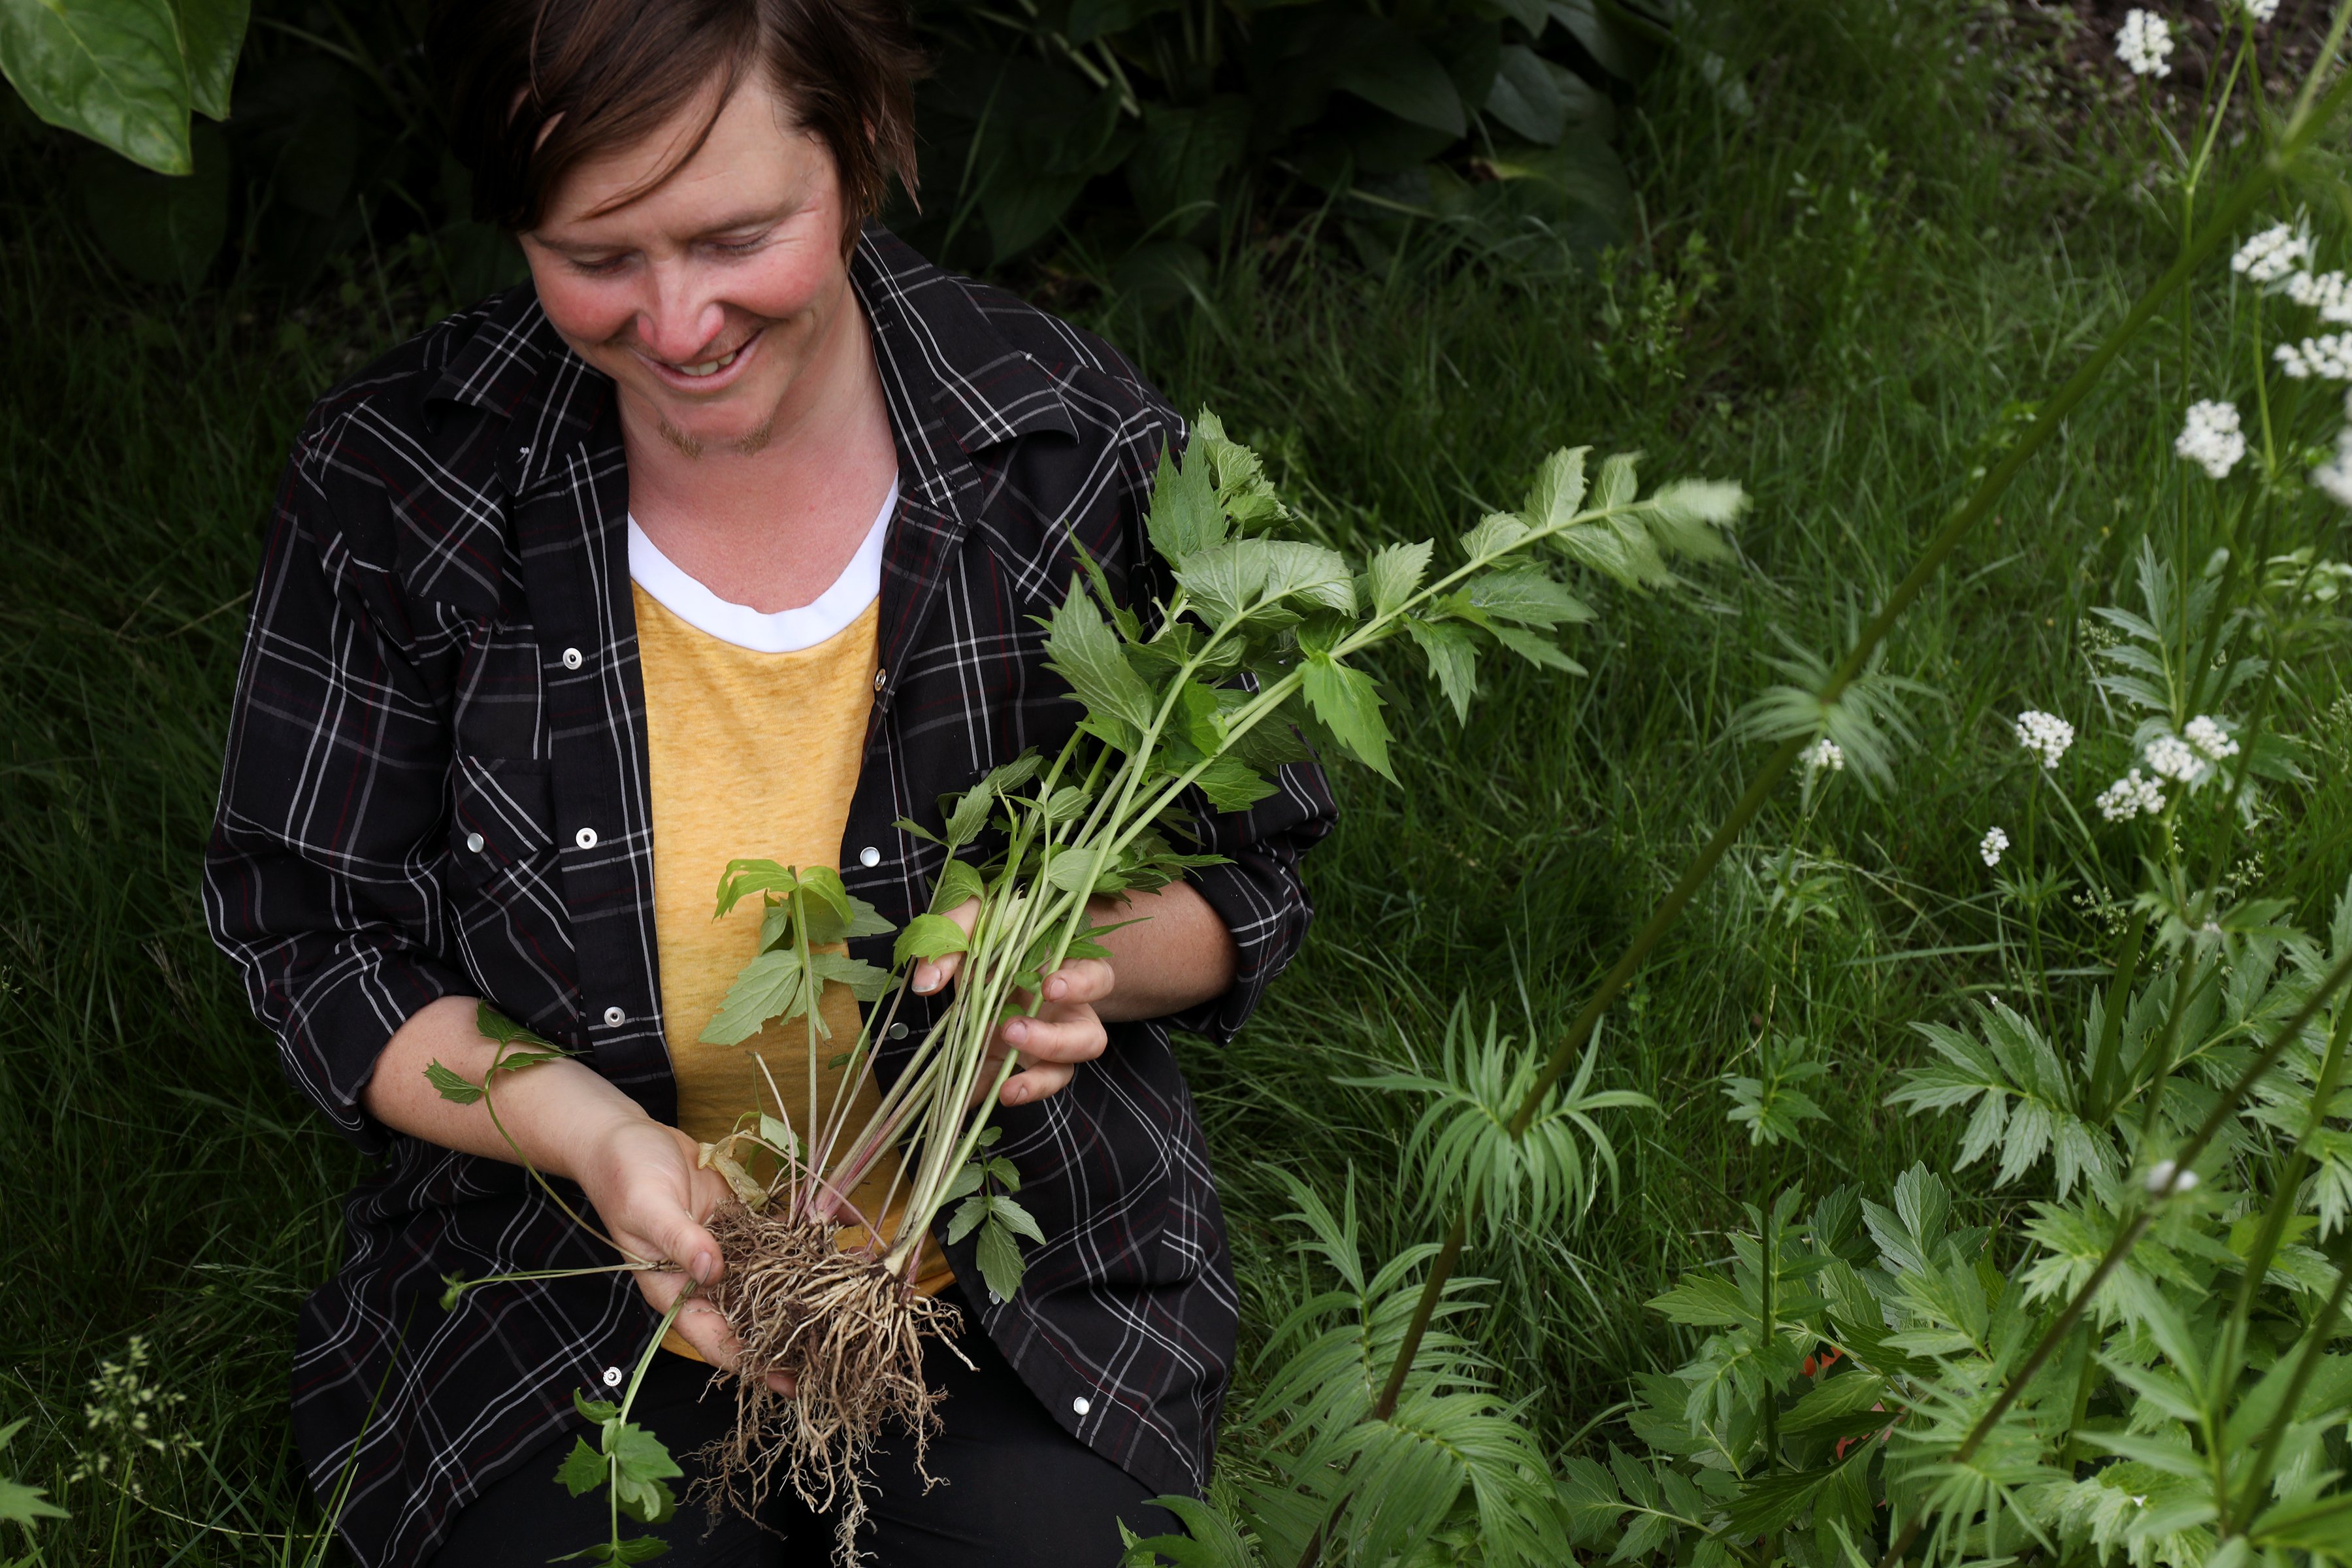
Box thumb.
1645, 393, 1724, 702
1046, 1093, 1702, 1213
653, 1206, 723, 1286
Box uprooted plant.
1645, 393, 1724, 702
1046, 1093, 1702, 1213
426, 414, 1744, 1561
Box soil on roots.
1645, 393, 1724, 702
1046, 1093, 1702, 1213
701, 1203, 964, 1562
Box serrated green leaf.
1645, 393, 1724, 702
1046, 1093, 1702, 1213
974, 1213, 1028, 1300
1174, 538, 1271, 629
930, 858, 987, 914
1261, 541, 1356, 613
1522, 445, 1592, 529
1301, 654, 1394, 780
699, 949, 808, 1047
1367, 539, 1433, 615
1147, 440, 1226, 561
1407, 619, 1480, 723
1462, 512, 1531, 561
1191, 755, 1277, 813
946, 1193, 990, 1245
990, 1193, 1047, 1244
607, 1420, 681, 1524
1779, 1371, 1890, 1434
1491, 626, 1586, 674
425, 1059, 483, 1105
555, 1435, 608, 1497
985, 1156, 1022, 1192
1467, 567, 1593, 628
808, 951, 892, 1005
711, 858, 796, 918
476, 1002, 558, 1051
1045, 579, 1154, 741
944, 1163, 987, 1204
572, 1389, 619, 1424
894, 912, 970, 967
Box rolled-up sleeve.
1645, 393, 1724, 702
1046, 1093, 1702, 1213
203, 425, 466, 1154
1171, 755, 1336, 1043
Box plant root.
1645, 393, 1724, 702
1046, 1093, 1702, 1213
702, 1203, 962, 1563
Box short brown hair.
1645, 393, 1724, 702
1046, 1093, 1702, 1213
432, 0, 924, 240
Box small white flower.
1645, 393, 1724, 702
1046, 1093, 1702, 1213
2184, 714, 2240, 761
2274, 333, 2352, 380
2236, 221, 2311, 284
2174, 399, 2246, 479
2313, 427, 2352, 506
1801, 738, 1845, 774
2287, 269, 2352, 322
2096, 768, 2167, 821
602, 1366, 625, 1388
2145, 732, 2204, 783
1980, 826, 2010, 867
2146, 1158, 2200, 1195
2235, 0, 2281, 22
2116, 8, 2174, 76
2014, 710, 2076, 768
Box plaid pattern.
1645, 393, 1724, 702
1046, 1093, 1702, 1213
203, 225, 1334, 1568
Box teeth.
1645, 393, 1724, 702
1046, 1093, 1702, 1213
673, 344, 743, 379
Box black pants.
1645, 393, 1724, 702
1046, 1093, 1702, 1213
431, 1326, 1171, 1567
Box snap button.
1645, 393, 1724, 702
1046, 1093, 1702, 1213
465, 832, 485, 853
872, 668, 887, 692
602, 1366, 623, 1388
1071, 1397, 1090, 1416
888, 1022, 909, 1041
574, 827, 598, 850
858, 845, 881, 868
602, 1005, 626, 1027
561, 647, 583, 670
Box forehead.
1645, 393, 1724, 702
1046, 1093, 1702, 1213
537, 70, 824, 235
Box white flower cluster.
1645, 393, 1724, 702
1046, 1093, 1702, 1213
2286, 269, 2352, 322
1980, 826, 2010, 867
2117, 8, 2174, 76
2145, 732, 2204, 783
2014, 709, 2075, 768
2236, 222, 2311, 284
2174, 399, 2246, 478
2097, 768, 2167, 821
2184, 715, 2240, 760
2238, 0, 2281, 21
1801, 738, 1845, 774
2315, 425, 2352, 507
2274, 333, 2352, 380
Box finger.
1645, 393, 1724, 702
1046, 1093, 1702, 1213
671, 1296, 745, 1367
1002, 1058, 1075, 1106
912, 949, 962, 996
1037, 958, 1114, 1006
997, 1009, 1107, 1064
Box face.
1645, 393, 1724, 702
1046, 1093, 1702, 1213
521, 70, 855, 457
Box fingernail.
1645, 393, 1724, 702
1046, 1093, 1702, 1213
913, 965, 936, 994
1007, 1086, 1026, 1104
1005, 1021, 1027, 1044
692, 1250, 715, 1284
1045, 977, 1063, 1000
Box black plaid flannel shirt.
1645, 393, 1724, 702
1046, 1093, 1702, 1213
203, 224, 1335, 1568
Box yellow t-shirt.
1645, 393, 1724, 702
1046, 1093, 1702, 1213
632, 542, 953, 1360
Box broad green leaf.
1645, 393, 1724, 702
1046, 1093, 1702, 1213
1592, 450, 1640, 511
1192, 755, 1278, 813
1642, 477, 1744, 555
1490, 627, 1586, 674
477, 1002, 558, 1051
555, 1435, 608, 1497
0, 1418, 65, 1529
1261, 541, 1356, 613
1467, 567, 1592, 627
171, 0, 246, 120
808, 951, 892, 1004
1192, 409, 1287, 531
1460, 511, 1531, 561
1648, 1274, 1748, 1327
1044, 847, 1120, 894
1407, 619, 1480, 723
1045, 579, 1155, 739
789, 864, 855, 928
946, 1192, 990, 1245
553, 1537, 671, 1563
488, 1047, 569, 1076
943, 1163, 987, 1205
1778, 1371, 1890, 1434
1331, 19, 1465, 136
985, 1156, 1022, 1192
990, 1193, 1047, 1244
606, 1419, 681, 1524
1301, 654, 1395, 781
1168, 679, 1226, 759
1173, 538, 1271, 629
1367, 539, 1434, 617
0, 0, 192, 174
758, 1111, 797, 1165
711, 858, 796, 918
425, 1059, 483, 1105
930, 858, 987, 914
700, 949, 808, 1046
894, 911, 970, 967
1486, 42, 1567, 144
973, 1213, 1028, 1301
572, 1390, 619, 1424
1522, 446, 1592, 530
1146, 440, 1225, 561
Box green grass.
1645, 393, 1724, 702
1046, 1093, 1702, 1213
7, 3, 2351, 1561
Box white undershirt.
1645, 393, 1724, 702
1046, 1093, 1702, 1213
626, 481, 898, 654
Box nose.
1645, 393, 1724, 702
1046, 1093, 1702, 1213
635, 262, 725, 364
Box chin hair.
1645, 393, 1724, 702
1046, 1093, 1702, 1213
655, 416, 777, 460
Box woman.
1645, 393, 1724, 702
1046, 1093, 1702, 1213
201, 1, 1333, 1563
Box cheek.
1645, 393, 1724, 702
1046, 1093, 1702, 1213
729, 244, 842, 325
528, 262, 638, 348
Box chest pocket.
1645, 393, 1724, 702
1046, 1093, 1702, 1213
448, 755, 557, 889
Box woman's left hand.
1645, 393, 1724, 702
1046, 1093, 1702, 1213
909, 900, 1111, 1107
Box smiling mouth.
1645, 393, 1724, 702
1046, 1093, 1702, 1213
655, 329, 760, 380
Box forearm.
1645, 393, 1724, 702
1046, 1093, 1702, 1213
360, 994, 653, 1181
1090, 881, 1237, 1024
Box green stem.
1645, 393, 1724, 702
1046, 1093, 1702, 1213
2225, 1247, 2352, 1536
2088, 907, 2151, 1120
